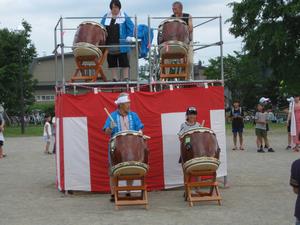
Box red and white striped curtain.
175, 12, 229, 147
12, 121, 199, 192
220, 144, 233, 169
55, 87, 227, 192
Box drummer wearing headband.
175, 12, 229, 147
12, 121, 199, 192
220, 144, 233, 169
101, 0, 135, 82
103, 93, 144, 201
171, 1, 194, 79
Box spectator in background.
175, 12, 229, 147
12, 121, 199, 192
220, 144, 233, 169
0, 112, 6, 158
255, 103, 274, 153
286, 97, 294, 150
289, 95, 300, 152
230, 100, 244, 150
52, 116, 56, 154
290, 158, 300, 225
43, 115, 52, 154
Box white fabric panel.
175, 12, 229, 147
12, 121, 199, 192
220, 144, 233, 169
161, 110, 228, 189
210, 110, 228, 177
161, 113, 186, 189
63, 117, 91, 191
55, 118, 61, 191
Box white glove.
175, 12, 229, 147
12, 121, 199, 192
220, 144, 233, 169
126, 36, 136, 43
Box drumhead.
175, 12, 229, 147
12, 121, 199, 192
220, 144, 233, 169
79, 21, 107, 32
159, 40, 188, 55
111, 130, 143, 141
180, 127, 215, 139
111, 161, 149, 177
73, 42, 102, 58
158, 18, 187, 30
183, 157, 220, 173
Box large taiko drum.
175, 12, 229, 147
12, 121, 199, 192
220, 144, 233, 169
179, 127, 221, 173
109, 131, 149, 177
73, 21, 107, 58
158, 18, 190, 55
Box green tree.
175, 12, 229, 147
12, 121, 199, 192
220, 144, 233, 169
204, 52, 280, 109
227, 0, 300, 95
0, 20, 37, 115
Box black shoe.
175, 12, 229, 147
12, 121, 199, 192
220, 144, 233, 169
286, 146, 292, 150
110, 194, 115, 202
112, 78, 118, 82
264, 145, 268, 149
268, 148, 275, 152
125, 192, 131, 197
257, 149, 265, 153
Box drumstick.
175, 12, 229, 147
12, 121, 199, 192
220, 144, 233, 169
201, 120, 205, 126
104, 108, 116, 126
143, 135, 151, 140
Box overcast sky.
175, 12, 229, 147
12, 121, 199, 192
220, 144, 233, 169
0, 0, 242, 65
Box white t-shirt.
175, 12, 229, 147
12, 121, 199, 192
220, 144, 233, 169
0, 114, 4, 141
178, 121, 201, 136
43, 121, 52, 136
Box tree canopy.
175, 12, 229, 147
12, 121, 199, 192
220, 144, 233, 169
227, 0, 300, 96
0, 20, 37, 115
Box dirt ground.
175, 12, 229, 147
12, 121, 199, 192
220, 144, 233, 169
0, 128, 298, 225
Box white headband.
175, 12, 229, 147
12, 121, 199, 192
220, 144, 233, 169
115, 95, 130, 105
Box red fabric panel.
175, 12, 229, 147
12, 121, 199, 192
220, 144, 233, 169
56, 86, 224, 192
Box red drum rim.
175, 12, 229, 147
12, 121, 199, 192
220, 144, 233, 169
78, 21, 107, 32
158, 18, 187, 30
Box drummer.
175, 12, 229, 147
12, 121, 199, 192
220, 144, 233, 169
171, 1, 194, 78
178, 106, 202, 164
101, 0, 135, 82
178, 107, 201, 137
103, 93, 144, 201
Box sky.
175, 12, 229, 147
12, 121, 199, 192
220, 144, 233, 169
0, 0, 242, 65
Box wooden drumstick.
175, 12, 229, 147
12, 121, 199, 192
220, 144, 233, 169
201, 120, 205, 126
104, 107, 116, 127
143, 135, 151, 140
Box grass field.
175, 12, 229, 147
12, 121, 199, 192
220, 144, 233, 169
3, 125, 44, 137
2, 122, 287, 138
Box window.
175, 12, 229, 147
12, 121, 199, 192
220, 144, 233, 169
35, 95, 55, 102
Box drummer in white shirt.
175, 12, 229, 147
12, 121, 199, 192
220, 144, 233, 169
171, 1, 194, 78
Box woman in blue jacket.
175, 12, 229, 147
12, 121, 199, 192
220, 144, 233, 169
101, 0, 134, 82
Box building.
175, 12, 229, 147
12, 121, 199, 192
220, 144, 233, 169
31, 52, 208, 103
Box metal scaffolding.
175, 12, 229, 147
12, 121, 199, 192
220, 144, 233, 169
53, 15, 224, 93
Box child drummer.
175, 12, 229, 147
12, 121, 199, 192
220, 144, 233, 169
178, 107, 202, 162
178, 107, 202, 137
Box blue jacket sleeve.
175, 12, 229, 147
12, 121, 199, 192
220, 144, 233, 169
133, 112, 144, 130
125, 13, 134, 37
101, 14, 107, 26
103, 116, 111, 131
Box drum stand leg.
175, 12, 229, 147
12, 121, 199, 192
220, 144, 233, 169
71, 50, 108, 83
184, 171, 222, 207
159, 53, 189, 81
113, 175, 149, 210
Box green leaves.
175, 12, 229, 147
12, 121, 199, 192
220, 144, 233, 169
225, 0, 300, 105
0, 21, 37, 114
